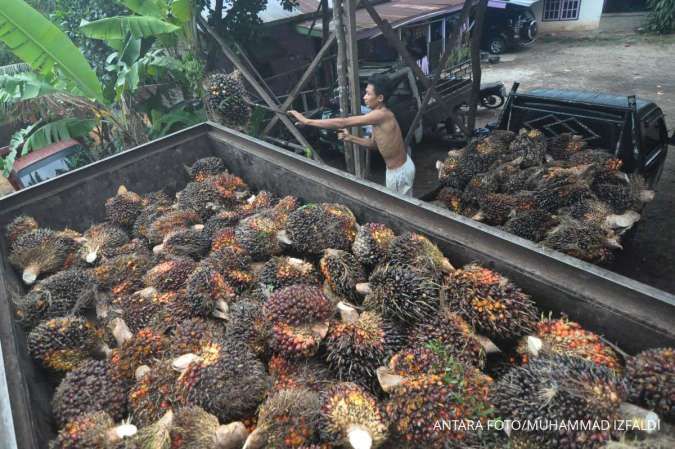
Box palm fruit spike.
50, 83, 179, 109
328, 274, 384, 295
204, 211, 242, 239
235, 212, 284, 261
224, 297, 270, 357
202, 246, 255, 293
568, 198, 641, 230
547, 133, 587, 160
177, 181, 223, 221
5, 215, 39, 249
80, 223, 129, 264
383, 354, 494, 449
387, 231, 454, 274
433, 187, 466, 214
382, 345, 450, 380
281, 203, 358, 254
184, 264, 235, 320
592, 173, 654, 214
351, 223, 395, 267
359, 264, 440, 324
174, 339, 269, 423
320, 249, 366, 302
569, 149, 623, 171
407, 307, 487, 369
269, 195, 300, 227
205, 71, 252, 128
444, 263, 538, 341
237, 191, 276, 217
243, 388, 322, 449
436, 148, 473, 190
124, 410, 174, 449
324, 303, 404, 390
171, 406, 249, 449
263, 285, 334, 358
15, 268, 97, 329
146, 210, 201, 245
518, 316, 623, 372
94, 252, 154, 298
210, 226, 238, 252
626, 347, 674, 421
491, 355, 652, 449
259, 256, 320, 292
114, 287, 183, 333
52, 359, 128, 426
268, 355, 335, 392
542, 217, 621, 263
108, 318, 170, 381
153, 227, 210, 259
321, 382, 388, 449
169, 317, 226, 358
105, 185, 143, 228
9, 228, 79, 284
510, 128, 547, 168
472, 192, 537, 226
205, 172, 250, 206
502, 209, 558, 242
49, 411, 137, 449
28, 316, 106, 372
129, 361, 180, 427
187, 157, 227, 182
143, 257, 197, 292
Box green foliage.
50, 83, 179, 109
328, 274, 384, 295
0, 0, 103, 100
2, 123, 37, 176
23, 117, 95, 153
0, 72, 62, 110
148, 104, 205, 138
647, 0, 675, 34
80, 16, 180, 40
118, 0, 167, 18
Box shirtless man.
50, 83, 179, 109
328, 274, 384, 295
288, 74, 416, 196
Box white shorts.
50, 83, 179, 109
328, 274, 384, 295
385, 156, 415, 197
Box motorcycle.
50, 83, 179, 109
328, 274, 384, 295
479, 81, 506, 109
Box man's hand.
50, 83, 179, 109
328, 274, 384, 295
337, 128, 352, 143
287, 110, 307, 126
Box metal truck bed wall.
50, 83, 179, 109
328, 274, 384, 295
1, 122, 674, 449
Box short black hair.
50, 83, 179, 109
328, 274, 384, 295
367, 73, 393, 103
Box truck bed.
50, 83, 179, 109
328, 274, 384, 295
1, 122, 674, 449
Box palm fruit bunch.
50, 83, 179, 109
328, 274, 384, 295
510, 128, 547, 168
568, 198, 615, 226
461, 138, 503, 175
263, 285, 334, 358
542, 217, 620, 264
268, 356, 334, 392
532, 166, 593, 213
205, 71, 251, 128
444, 263, 538, 341
49, 411, 137, 449
234, 212, 284, 261
94, 252, 154, 298
386, 231, 454, 275
321, 382, 388, 449
484, 129, 516, 153
472, 192, 537, 226
168, 317, 226, 358
177, 181, 223, 220
175, 339, 269, 423
237, 190, 277, 218
5, 215, 39, 249
547, 133, 587, 161
361, 264, 440, 324
128, 360, 180, 427
183, 264, 235, 319
351, 223, 395, 268
491, 355, 628, 449
105, 185, 144, 229
433, 187, 466, 214
324, 304, 404, 390
154, 227, 210, 259
187, 157, 227, 182
15, 268, 97, 328
114, 287, 179, 333
170, 406, 249, 449
204, 212, 242, 240
260, 256, 320, 292
143, 257, 196, 292
625, 347, 674, 421
569, 149, 624, 172
244, 387, 323, 449
52, 359, 128, 426
205, 172, 250, 207
436, 149, 474, 190
462, 171, 500, 205
79, 223, 129, 265
502, 209, 559, 242
497, 162, 541, 194
592, 173, 653, 214
109, 321, 170, 381
284, 203, 358, 254
385, 345, 452, 377
224, 297, 270, 357
268, 195, 300, 226
384, 354, 494, 449
320, 249, 366, 302
201, 246, 255, 293
28, 316, 104, 372
145, 210, 201, 246
407, 308, 486, 369
9, 227, 79, 285
517, 316, 623, 372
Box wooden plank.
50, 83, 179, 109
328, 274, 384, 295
345, 0, 365, 178
333, 0, 355, 173
468, 0, 488, 131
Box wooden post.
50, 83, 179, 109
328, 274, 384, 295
333, 0, 355, 174
345, 0, 365, 179
468, 0, 488, 132
199, 17, 323, 163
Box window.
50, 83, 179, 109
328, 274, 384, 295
543, 0, 581, 21
18, 144, 95, 188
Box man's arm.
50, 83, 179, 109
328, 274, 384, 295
338, 129, 377, 149
289, 110, 386, 129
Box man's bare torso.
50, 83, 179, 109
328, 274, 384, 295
372, 108, 407, 169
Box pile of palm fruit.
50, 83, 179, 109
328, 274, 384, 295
6, 156, 673, 449
434, 129, 656, 264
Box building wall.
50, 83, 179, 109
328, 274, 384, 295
532, 0, 605, 32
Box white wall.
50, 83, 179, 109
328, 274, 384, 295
532, 0, 606, 32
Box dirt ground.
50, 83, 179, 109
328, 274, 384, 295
359, 33, 675, 294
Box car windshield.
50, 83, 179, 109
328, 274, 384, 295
17, 144, 95, 188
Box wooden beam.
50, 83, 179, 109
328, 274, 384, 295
468, 0, 489, 131
199, 17, 323, 163
345, 0, 365, 179
262, 33, 336, 136
333, 0, 355, 174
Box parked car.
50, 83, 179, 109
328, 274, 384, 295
482, 1, 538, 54
0, 138, 95, 193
